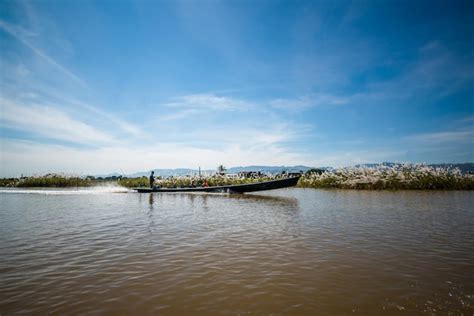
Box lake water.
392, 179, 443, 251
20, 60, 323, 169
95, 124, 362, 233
1, 187, 473, 315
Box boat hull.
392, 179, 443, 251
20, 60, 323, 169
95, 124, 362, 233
134, 176, 300, 193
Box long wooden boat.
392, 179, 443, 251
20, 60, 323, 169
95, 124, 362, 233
134, 176, 300, 193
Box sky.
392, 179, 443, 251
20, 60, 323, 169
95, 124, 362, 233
0, 0, 473, 177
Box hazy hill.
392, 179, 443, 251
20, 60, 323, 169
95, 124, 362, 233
226, 165, 315, 174
115, 165, 315, 178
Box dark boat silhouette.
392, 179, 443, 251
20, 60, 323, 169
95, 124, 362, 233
134, 176, 300, 193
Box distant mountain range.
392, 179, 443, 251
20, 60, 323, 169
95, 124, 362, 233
96, 162, 474, 178
121, 165, 316, 178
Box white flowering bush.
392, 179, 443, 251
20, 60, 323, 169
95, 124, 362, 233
298, 164, 474, 190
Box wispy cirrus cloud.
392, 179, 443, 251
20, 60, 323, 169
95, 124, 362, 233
164, 93, 251, 110
0, 67, 146, 139
160, 92, 351, 121
0, 9, 146, 140
158, 109, 201, 122
158, 93, 252, 121
168, 122, 305, 147
0, 19, 88, 88
60, 98, 146, 138
0, 98, 114, 145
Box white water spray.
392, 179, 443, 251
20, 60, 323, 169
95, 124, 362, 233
0, 184, 131, 195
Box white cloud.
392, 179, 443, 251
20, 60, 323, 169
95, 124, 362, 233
0, 98, 114, 145
0, 90, 317, 176
68, 100, 145, 138
0, 74, 146, 139
0, 19, 88, 88
159, 92, 351, 121
0, 17, 144, 138
165, 93, 250, 110
150, 120, 307, 149
0, 139, 311, 177
159, 109, 201, 121
0, 100, 314, 176
159, 93, 251, 120
0, 137, 413, 177
165, 93, 246, 110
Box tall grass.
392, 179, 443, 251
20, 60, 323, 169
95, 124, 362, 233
16, 176, 95, 187
118, 177, 149, 188
298, 164, 474, 190
119, 175, 273, 188
0, 178, 17, 187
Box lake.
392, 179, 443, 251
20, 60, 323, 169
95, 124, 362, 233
0, 187, 473, 315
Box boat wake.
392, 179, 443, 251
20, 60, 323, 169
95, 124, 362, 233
0, 185, 131, 195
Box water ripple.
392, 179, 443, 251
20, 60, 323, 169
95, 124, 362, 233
0, 189, 473, 314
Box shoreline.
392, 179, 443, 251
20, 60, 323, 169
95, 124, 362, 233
1, 181, 472, 191
2, 165, 473, 190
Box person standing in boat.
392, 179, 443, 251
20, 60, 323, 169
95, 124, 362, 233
149, 171, 155, 188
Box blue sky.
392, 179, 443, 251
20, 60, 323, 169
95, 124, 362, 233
0, 0, 473, 176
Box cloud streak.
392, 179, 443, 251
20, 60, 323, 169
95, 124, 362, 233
0, 19, 88, 88
159, 93, 251, 121
0, 139, 311, 177
165, 93, 250, 110
0, 98, 113, 145
65, 100, 146, 138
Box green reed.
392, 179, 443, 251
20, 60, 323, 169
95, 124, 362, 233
14, 176, 95, 187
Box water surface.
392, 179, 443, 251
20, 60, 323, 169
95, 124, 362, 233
1, 188, 473, 314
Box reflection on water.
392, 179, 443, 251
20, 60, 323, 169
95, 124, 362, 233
0, 188, 473, 315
